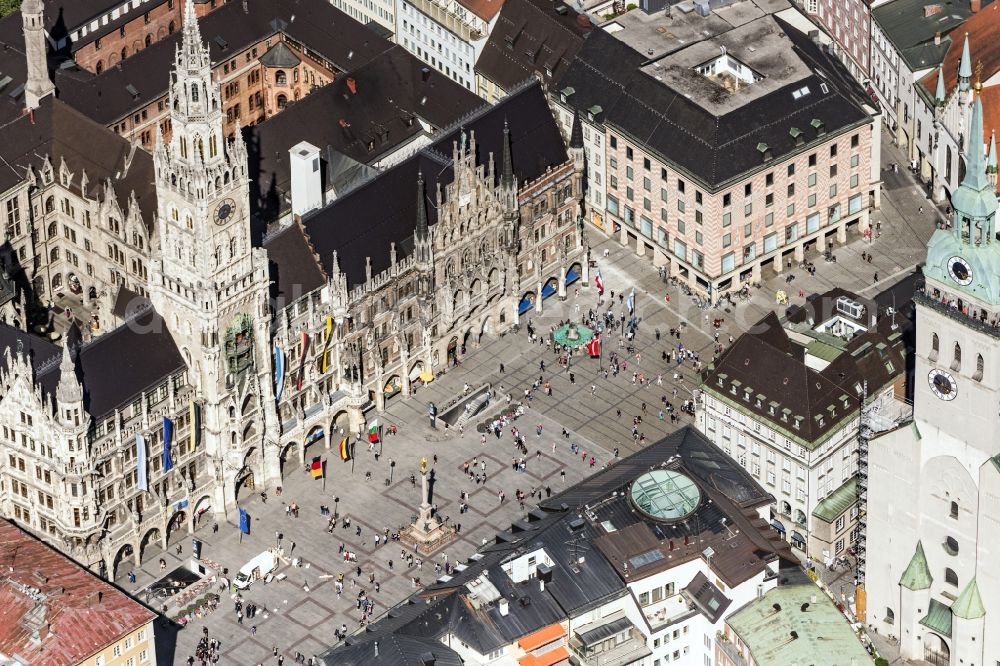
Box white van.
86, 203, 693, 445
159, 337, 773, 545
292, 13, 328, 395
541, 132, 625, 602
233, 550, 278, 589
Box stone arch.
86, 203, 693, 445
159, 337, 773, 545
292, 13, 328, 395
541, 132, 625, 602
470, 278, 483, 296
111, 543, 134, 580
331, 410, 351, 437
452, 288, 463, 313
566, 261, 583, 287
542, 276, 559, 300
242, 422, 256, 443
139, 527, 161, 562
479, 314, 494, 339
234, 464, 255, 501
157, 26, 167, 40
487, 267, 499, 290
519, 290, 536, 315
241, 393, 255, 416
192, 494, 213, 525
923, 633, 950, 665
280, 441, 299, 475
166, 510, 187, 544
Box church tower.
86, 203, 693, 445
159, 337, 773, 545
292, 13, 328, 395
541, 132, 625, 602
21, 0, 54, 109
149, 0, 280, 516
917, 93, 1000, 449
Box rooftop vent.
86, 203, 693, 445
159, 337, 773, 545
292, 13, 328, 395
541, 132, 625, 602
125, 83, 139, 99
214, 35, 228, 50
923, 3, 942, 17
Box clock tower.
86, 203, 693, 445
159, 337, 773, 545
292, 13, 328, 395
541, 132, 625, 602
149, 0, 280, 516
916, 93, 1000, 448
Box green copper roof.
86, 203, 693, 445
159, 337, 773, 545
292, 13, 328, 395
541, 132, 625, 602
921, 599, 953, 637
727, 585, 870, 666
952, 578, 986, 619
812, 477, 858, 523
989, 130, 997, 173
959, 33, 972, 83
935, 66, 946, 103
900, 541, 933, 591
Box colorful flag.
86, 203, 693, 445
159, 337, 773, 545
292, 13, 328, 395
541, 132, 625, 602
594, 270, 604, 295
339, 437, 351, 461
136, 433, 148, 491
367, 420, 381, 443
296, 332, 309, 391
274, 346, 285, 402
317, 316, 333, 374
162, 417, 174, 472
627, 288, 635, 315
189, 401, 200, 450
310, 456, 324, 479
238, 508, 250, 535
586, 336, 601, 358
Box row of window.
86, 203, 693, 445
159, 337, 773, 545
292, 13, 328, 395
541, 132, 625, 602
929, 334, 985, 380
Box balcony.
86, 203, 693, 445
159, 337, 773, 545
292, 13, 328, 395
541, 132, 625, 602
568, 613, 652, 666
716, 634, 749, 666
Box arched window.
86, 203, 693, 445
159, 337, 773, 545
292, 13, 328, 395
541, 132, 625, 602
185, 215, 193, 230
229, 237, 237, 258
950, 501, 959, 519
885, 607, 895, 624
209, 134, 218, 158
191, 84, 199, 102
47, 221, 57, 238
275, 70, 287, 86
144, 34, 152, 48
49, 247, 59, 262
95, 60, 104, 74
930, 333, 939, 361
952, 342, 962, 372
180, 137, 188, 159
44, 196, 55, 214
168, 20, 175, 34
276, 94, 287, 109
945, 568, 958, 586
225, 314, 255, 376
120, 47, 127, 61
944, 536, 959, 555
974, 353, 984, 381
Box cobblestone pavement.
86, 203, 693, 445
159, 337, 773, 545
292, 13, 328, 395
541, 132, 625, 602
142, 129, 935, 665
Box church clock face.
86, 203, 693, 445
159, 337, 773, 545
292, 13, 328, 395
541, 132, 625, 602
947, 256, 973, 286
215, 198, 236, 225
927, 369, 958, 401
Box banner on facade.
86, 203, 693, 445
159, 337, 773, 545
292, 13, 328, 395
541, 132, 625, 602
136, 433, 148, 492
296, 332, 309, 391
163, 416, 174, 472
317, 316, 333, 374
274, 346, 285, 402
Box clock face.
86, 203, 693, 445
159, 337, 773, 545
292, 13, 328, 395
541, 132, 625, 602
927, 369, 958, 401
215, 199, 236, 225
947, 256, 973, 286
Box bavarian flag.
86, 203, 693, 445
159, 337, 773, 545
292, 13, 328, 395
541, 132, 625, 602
367, 420, 381, 443
339, 438, 351, 461
310, 456, 323, 479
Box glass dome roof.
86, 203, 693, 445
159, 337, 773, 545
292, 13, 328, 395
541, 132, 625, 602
630, 469, 701, 522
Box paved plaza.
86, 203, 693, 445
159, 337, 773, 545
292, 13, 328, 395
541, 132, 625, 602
138, 131, 937, 664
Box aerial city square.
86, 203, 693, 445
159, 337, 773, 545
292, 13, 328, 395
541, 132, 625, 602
0, 0, 996, 664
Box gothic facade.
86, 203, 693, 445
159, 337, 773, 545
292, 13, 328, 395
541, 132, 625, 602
0, 0, 585, 579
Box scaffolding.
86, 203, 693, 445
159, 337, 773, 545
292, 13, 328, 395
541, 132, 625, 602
855, 380, 872, 619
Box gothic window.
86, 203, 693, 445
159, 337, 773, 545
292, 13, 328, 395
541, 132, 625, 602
145, 34, 152, 48
974, 354, 984, 382
120, 47, 127, 61
180, 138, 188, 159
195, 136, 204, 161
223, 171, 230, 185
44, 196, 55, 214
945, 568, 958, 586
950, 501, 959, 519
952, 343, 961, 372
930, 333, 939, 361
191, 84, 199, 102
185, 215, 193, 230
47, 221, 57, 238
224, 314, 254, 376
276, 94, 287, 109
210, 134, 218, 158
95, 60, 103, 75
168, 21, 175, 34
49, 247, 59, 262
229, 238, 237, 258
275, 70, 287, 86
885, 608, 894, 624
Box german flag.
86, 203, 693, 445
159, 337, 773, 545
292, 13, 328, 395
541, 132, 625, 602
310, 456, 323, 479
339, 438, 351, 461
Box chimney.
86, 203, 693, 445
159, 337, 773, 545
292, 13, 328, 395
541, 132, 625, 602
420, 653, 437, 666
934, 31, 942, 46
87, 590, 102, 606
498, 598, 509, 616
971, 0, 980, 11
289, 141, 323, 217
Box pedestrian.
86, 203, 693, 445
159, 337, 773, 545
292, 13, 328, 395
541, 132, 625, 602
874, 272, 879, 283
499, 363, 505, 373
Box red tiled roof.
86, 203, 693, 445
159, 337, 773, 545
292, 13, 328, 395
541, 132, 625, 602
921, 2, 1000, 107
457, 0, 505, 22
0, 521, 155, 666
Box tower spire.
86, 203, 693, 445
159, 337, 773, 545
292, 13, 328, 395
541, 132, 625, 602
415, 170, 428, 241
56, 343, 83, 407
959, 33, 972, 92
935, 66, 946, 104
22, 0, 54, 110
963, 96, 989, 192
501, 119, 514, 190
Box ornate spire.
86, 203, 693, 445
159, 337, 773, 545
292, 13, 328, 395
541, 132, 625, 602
962, 95, 990, 193
935, 66, 945, 104
989, 129, 997, 174
415, 170, 428, 241
501, 119, 514, 190
959, 33, 972, 92
22, 0, 54, 110
56, 344, 83, 406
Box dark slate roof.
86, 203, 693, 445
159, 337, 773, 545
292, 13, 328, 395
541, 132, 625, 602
265, 80, 567, 290
0, 324, 61, 380
0, 12, 31, 123
54, 0, 391, 125
41, 0, 174, 54
321, 426, 788, 664
246, 44, 483, 219
558, 17, 873, 189
259, 41, 301, 68
702, 290, 908, 446
683, 571, 732, 624
871, 0, 975, 70
111, 285, 150, 320
0, 96, 156, 231
324, 635, 463, 666
264, 220, 328, 304
475, 0, 590, 91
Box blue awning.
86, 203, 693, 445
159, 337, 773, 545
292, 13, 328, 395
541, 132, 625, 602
771, 519, 786, 534
565, 269, 580, 286
518, 298, 533, 315
541, 282, 557, 299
